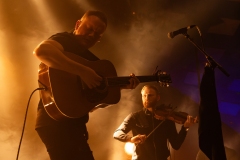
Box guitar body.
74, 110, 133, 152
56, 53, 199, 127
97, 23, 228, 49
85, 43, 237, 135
38, 52, 121, 121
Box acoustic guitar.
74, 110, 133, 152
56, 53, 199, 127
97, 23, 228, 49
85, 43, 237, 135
38, 51, 172, 121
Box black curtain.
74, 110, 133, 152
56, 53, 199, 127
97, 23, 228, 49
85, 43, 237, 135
198, 64, 227, 160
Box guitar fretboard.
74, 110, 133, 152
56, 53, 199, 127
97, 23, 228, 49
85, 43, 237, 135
106, 75, 171, 86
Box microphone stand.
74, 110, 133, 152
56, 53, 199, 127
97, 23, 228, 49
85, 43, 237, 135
182, 33, 230, 77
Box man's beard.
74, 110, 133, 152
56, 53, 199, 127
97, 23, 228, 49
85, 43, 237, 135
143, 101, 156, 109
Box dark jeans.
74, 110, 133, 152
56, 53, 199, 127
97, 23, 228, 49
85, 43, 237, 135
36, 123, 94, 160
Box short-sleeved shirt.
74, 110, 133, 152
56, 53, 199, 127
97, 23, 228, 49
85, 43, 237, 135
35, 32, 99, 129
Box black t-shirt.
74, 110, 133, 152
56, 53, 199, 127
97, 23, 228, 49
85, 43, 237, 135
35, 32, 99, 129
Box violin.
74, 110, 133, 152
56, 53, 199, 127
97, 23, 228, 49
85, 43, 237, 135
145, 105, 197, 140
153, 105, 189, 124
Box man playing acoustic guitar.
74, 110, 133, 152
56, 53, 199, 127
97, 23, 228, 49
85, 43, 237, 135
33, 10, 139, 160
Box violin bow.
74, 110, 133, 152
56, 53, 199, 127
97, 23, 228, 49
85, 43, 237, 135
146, 106, 177, 138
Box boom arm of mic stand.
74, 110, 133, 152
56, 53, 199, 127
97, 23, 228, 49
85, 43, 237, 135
183, 34, 230, 77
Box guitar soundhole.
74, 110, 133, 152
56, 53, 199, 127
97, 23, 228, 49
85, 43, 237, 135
81, 78, 109, 103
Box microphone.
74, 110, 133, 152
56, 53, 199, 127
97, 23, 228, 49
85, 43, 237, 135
167, 25, 196, 39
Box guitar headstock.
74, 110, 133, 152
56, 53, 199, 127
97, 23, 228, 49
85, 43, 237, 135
155, 71, 172, 87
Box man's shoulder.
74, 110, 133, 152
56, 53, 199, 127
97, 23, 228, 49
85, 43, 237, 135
131, 109, 145, 118
47, 32, 76, 46
129, 109, 150, 127
49, 31, 73, 39
132, 109, 143, 114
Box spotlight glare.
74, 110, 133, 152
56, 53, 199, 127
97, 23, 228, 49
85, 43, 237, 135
124, 142, 134, 155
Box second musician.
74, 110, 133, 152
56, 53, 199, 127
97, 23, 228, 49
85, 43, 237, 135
113, 85, 197, 160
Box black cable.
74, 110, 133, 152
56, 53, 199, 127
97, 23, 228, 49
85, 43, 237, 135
195, 26, 205, 103
195, 26, 205, 52
16, 87, 45, 160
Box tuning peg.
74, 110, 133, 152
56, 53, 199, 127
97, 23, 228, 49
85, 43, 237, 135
159, 82, 170, 87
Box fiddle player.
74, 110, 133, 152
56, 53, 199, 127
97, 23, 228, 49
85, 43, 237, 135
113, 85, 197, 160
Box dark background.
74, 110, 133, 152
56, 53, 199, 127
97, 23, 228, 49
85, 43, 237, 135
0, 0, 239, 159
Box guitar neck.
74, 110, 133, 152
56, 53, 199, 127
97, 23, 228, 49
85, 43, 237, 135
107, 76, 159, 86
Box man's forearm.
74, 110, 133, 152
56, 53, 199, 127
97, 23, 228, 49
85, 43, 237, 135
113, 130, 132, 142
